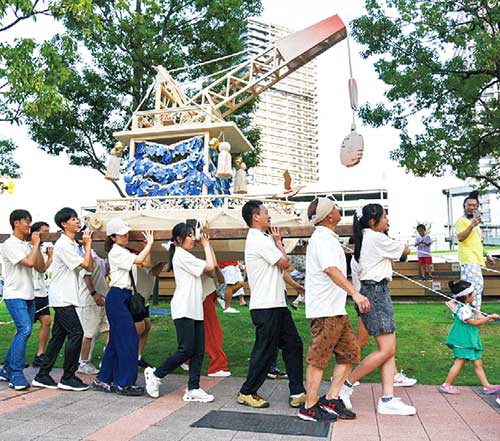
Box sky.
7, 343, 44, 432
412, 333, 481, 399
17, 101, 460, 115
1, 0, 493, 247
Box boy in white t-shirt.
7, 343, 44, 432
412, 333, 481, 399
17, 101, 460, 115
0, 210, 45, 390
237, 200, 306, 409
32, 207, 93, 392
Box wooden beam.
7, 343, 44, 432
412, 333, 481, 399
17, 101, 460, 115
0, 225, 353, 244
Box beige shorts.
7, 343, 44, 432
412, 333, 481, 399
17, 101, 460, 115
77, 305, 109, 338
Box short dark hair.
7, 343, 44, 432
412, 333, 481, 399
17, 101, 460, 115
242, 200, 263, 227
31, 221, 49, 234
463, 190, 479, 208
9, 209, 32, 229
54, 207, 78, 229
416, 224, 426, 231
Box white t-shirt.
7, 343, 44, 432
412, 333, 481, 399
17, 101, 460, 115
358, 229, 405, 282
108, 244, 137, 290
49, 234, 84, 307
79, 252, 108, 307
201, 274, 216, 301
171, 247, 206, 320
457, 304, 474, 323
245, 228, 286, 310
305, 226, 347, 319
0, 235, 34, 300
350, 258, 361, 291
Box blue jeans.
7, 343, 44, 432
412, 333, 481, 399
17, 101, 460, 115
4, 298, 35, 385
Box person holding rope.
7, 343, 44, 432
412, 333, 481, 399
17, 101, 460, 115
455, 191, 495, 311
0, 210, 45, 390
340, 203, 416, 416
144, 222, 216, 402
439, 280, 500, 395
298, 198, 370, 422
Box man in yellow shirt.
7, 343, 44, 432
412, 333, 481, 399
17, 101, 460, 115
454, 191, 494, 310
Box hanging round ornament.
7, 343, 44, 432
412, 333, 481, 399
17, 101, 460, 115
340, 125, 364, 168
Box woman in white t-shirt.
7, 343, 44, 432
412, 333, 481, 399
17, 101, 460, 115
144, 222, 215, 403
92, 218, 154, 397
341, 204, 416, 416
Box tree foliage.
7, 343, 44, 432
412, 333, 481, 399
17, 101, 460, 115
351, 0, 500, 191
3, 0, 262, 195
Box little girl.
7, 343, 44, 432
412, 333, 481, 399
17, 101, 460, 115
440, 280, 500, 395
144, 222, 215, 402
340, 203, 416, 416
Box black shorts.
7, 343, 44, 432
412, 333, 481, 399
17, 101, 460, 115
34, 296, 50, 322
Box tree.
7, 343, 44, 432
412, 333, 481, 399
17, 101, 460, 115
351, 0, 500, 191
19, 0, 262, 196
0, 1, 94, 177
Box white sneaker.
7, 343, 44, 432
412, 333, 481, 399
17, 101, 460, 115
223, 307, 240, 314
496, 396, 500, 406
77, 361, 99, 375
144, 367, 161, 398
377, 397, 416, 415
352, 381, 360, 387
180, 363, 189, 371
217, 297, 226, 309
339, 383, 354, 410
183, 388, 214, 403
394, 370, 417, 387
207, 370, 231, 377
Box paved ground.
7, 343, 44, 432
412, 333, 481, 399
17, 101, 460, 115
1, 368, 499, 441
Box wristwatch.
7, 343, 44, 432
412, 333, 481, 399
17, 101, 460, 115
90, 290, 97, 297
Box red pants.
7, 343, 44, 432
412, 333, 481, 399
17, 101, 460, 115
186, 292, 229, 374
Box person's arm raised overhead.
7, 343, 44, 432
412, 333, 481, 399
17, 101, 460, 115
269, 226, 289, 270
133, 231, 154, 266
200, 233, 215, 273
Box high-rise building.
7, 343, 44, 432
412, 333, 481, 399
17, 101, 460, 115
243, 18, 319, 188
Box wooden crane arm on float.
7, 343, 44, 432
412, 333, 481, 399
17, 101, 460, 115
153, 14, 346, 120
187, 15, 346, 118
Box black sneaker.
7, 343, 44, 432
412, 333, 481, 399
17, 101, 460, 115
267, 368, 288, 380
32, 374, 58, 389
91, 379, 113, 393
319, 395, 356, 420
114, 385, 145, 396
33, 354, 44, 367
138, 358, 152, 369
58, 376, 89, 391
298, 403, 337, 422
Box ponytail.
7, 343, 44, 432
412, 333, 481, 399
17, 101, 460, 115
166, 222, 194, 272
352, 203, 385, 262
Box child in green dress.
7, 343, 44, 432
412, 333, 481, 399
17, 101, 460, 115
440, 280, 500, 395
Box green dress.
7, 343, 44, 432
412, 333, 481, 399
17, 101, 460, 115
445, 305, 483, 360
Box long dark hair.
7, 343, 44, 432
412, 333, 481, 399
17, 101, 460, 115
166, 222, 194, 272
353, 203, 385, 262
449, 280, 472, 303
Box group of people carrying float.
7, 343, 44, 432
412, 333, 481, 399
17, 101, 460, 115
1, 190, 499, 422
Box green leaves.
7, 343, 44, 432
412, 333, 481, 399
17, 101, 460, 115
352, 0, 500, 191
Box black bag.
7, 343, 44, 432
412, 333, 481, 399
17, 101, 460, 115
128, 270, 147, 322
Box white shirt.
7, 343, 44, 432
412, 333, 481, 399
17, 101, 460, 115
0, 235, 34, 300
48, 234, 84, 307
358, 229, 405, 282
79, 252, 108, 307
108, 244, 137, 290
201, 274, 216, 301
245, 228, 286, 310
305, 226, 347, 318
171, 247, 206, 320
350, 258, 361, 292
32, 249, 50, 298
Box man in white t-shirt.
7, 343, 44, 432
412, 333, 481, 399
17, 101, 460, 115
299, 198, 370, 422
32, 207, 93, 392
237, 200, 306, 409
0, 210, 45, 390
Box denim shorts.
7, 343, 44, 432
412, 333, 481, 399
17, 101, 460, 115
356, 280, 396, 336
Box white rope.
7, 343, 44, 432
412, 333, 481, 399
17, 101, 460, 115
342, 244, 493, 318
0, 304, 49, 326
414, 248, 500, 275
346, 34, 357, 126
179, 61, 246, 89
169, 49, 248, 74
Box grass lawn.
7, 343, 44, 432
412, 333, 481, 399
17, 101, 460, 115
1, 301, 499, 386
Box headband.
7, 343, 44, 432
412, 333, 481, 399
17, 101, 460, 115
310, 198, 336, 225
453, 285, 474, 299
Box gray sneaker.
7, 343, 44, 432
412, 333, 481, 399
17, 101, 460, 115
77, 361, 99, 375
